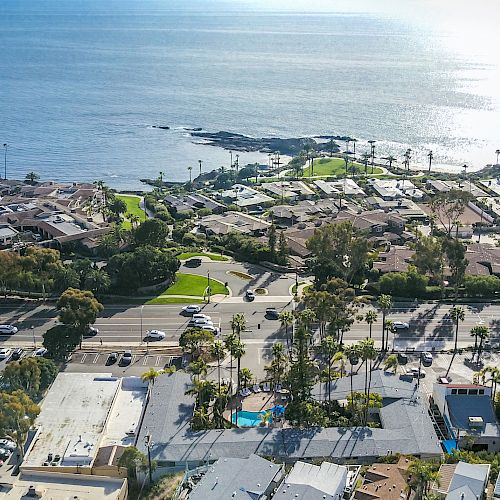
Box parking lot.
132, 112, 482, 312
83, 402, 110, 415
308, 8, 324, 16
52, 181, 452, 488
69, 351, 181, 369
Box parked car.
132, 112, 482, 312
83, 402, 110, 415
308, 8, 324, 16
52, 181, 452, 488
10, 348, 24, 361
193, 324, 220, 335
392, 321, 410, 330
421, 352, 433, 365
192, 313, 211, 321
147, 329, 166, 340
185, 258, 202, 267
87, 325, 99, 336
407, 367, 426, 378
107, 352, 118, 364
0, 348, 12, 360
0, 448, 10, 460
245, 290, 256, 301
188, 317, 214, 327
32, 347, 48, 357
0, 325, 18, 335
181, 305, 202, 315
265, 308, 279, 320
121, 351, 133, 365
0, 439, 16, 451
397, 352, 409, 365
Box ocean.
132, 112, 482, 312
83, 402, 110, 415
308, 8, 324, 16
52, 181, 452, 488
1, 0, 500, 190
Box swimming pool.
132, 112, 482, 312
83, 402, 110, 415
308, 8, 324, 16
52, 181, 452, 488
231, 409, 273, 427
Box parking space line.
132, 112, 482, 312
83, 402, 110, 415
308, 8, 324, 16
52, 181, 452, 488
164, 356, 172, 367
93, 353, 100, 364
142, 356, 148, 365
155, 356, 161, 366
80, 353, 87, 364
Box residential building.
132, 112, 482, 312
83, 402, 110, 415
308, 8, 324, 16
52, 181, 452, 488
354, 456, 413, 500
365, 196, 428, 220
220, 184, 273, 208
494, 473, 500, 498
273, 461, 347, 500
432, 383, 500, 452
0, 224, 18, 245
373, 245, 415, 273
427, 179, 489, 198
431, 461, 490, 500
187, 454, 283, 500
198, 211, 271, 236
335, 209, 406, 235
164, 193, 225, 214
314, 178, 365, 197
262, 180, 315, 200
368, 179, 424, 200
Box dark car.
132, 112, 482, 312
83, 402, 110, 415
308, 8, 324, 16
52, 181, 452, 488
397, 352, 408, 365
121, 351, 133, 365
265, 307, 279, 320
185, 258, 202, 267
10, 348, 24, 361
107, 352, 118, 365
245, 290, 256, 301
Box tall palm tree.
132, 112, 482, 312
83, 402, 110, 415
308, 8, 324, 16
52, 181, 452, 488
187, 166, 193, 184
224, 333, 237, 422
239, 367, 253, 389
332, 351, 347, 378
368, 140, 376, 173
377, 294, 393, 351
344, 344, 360, 396
343, 153, 349, 176
351, 138, 357, 157
407, 459, 440, 500
427, 150, 434, 173
319, 336, 338, 406
279, 310, 294, 357
382, 155, 396, 170
365, 310, 378, 339
496, 149, 500, 165
232, 339, 246, 426
358, 338, 377, 425
230, 313, 246, 340
159, 171, 164, 184
445, 306, 465, 378
210, 340, 226, 393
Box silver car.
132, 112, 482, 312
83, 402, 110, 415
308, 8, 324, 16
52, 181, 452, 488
0, 324, 18, 335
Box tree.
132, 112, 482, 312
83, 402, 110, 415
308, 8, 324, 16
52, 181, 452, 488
0, 390, 40, 457
307, 222, 370, 286
304, 290, 336, 338
141, 368, 164, 386
230, 313, 246, 340
384, 354, 399, 373
134, 218, 169, 247
358, 338, 377, 425
117, 446, 150, 486
83, 268, 111, 296
265, 342, 288, 388
378, 294, 393, 351
318, 336, 338, 406
344, 344, 360, 396
57, 288, 103, 348
471, 325, 490, 361
268, 224, 277, 259
279, 310, 294, 357
429, 189, 473, 237
25, 171, 40, 184
442, 237, 468, 301
188, 359, 208, 382
210, 341, 226, 393
108, 198, 127, 217
277, 231, 288, 265
445, 306, 465, 378
179, 328, 214, 359
365, 310, 377, 339
413, 235, 445, 285
43, 325, 80, 361
239, 368, 253, 389
191, 406, 212, 430
232, 339, 246, 417
407, 459, 440, 500
347, 391, 382, 426
70, 258, 94, 289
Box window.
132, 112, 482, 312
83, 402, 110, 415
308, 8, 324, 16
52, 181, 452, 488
479, 389, 485, 395
451, 389, 458, 395
458, 389, 467, 395
469, 389, 478, 395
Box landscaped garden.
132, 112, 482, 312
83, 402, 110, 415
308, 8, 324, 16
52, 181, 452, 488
116, 194, 146, 229
159, 272, 229, 297
301, 157, 383, 177
177, 251, 229, 261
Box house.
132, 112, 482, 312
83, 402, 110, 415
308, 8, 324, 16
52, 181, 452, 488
432, 383, 500, 452
368, 179, 424, 200
465, 243, 500, 277
269, 202, 323, 226
373, 245, 415, 273
261, 180, 315, 200
164, 193, 225, 214
220, 184, 273, 208
314, 178, 365, 197
198, 211, 271, 236
187, 454, 283, 500
427, 179, 489, 198
431, 461, 490, 499
0, 224, 18, 245
273, 461, 348, 500
354, 456, 414, 500
494, 473, 500, 499
479, 178, 500, 197
335, 209, 406, 235
365, 196, 428, 220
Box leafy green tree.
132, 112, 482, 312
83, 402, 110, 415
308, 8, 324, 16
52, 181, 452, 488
43, 325, 81, 361
179, 328, 214, 359
187, 359, 208, 382
285, 400, 329, 427
70, 258, 94, 289
384, 354, 399, 373
191, 406, 212, 431
347, 391, 382, 426
57, 288, 103, 347
108, 198, 127, 217
0, 390, 40, 457
239, 367, 253, 389
117, 446, 151, 486
406, 459, 440, 499
25, 171, 40, 184
445, 306, 465, 378
306, 221, 370, 286
268, 224, 277, 259
134, 218, 169, 247
442, 237, 468, 301
429, 189, 473, 237
378, 294, 393, 351
53, 265, 80, 292
464, 275, 500, 297
412, 236, 444, 283
83, 268, 111, 295
277, 231, 288, 265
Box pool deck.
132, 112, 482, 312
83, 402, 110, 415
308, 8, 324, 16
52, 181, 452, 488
223, 390, 286, 425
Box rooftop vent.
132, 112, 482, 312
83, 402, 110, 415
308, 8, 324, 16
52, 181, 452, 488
468, 416, 484, 428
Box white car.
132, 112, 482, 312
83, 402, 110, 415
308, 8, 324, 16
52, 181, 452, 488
392, 321, 410, 330
192, 313, 211, 321
408, 367, 426, 378
0, 348, 12, 360
181, 305, 202, 315
32, 347, 48, 357
421, 352, 433, 364
0, 439, 16, 451
195, 325, 220, 335
189, 318, 214, 328
0, 325, 18, 335
147, 329, 166, 340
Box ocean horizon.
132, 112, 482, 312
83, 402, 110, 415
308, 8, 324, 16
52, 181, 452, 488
2, 0, 500, 190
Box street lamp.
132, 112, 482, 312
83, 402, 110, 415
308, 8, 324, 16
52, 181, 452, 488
31, 325, 36, 349
207, 271, 211, 304
140, 305, 144, 345
3, 143, 7, 180
145, 434, 153, 484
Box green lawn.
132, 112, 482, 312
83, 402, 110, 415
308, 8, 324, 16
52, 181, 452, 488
161, 272, 229, 297
177, 252, 228, 262
302, 158, 383, 177
146, 296, 205, 305
116, 194, 146, 229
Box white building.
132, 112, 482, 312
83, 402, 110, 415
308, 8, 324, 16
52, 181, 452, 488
220, 184, 273, 208
369, 178, 424, 200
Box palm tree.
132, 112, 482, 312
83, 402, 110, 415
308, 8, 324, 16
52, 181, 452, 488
239, 367, 253, 389
382, 155, 396, 169
232, 339, 246, 426
158, 171, 164, 184
344, 344, 360, 396
224, 333, 237, 422
445, 306, 465, 378
332, 351, 347, 378
470, 325, 489, 361
427, 150, 434, 172
210, 341, 226, 393
361, 152, 370, 174
377, 294, 393, 351
187, 166, 193, 184
496, 149, 500, 165
278, 310, 294, 357
343, 153, 349, 176
358, 338, 377, 425
188, 358, 208, 382
384, 354, 399, 373
365, 310, 378, 339
258, 410, 273, 427
351, 138, 357, 157
319, 336, 338, 405
230, 313, 246, 340
407, 459, 440, 500
368, 140, 376, 173
141, 368, 164, 386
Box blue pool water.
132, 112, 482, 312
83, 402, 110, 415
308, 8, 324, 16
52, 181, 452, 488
232, 410, 272, 427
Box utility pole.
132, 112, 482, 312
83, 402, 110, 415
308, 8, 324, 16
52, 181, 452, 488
198, 159, 203, 176
31, 325, 36, 349
207, 271, 211, 304
3, 143, 7, 180
235, 154, 239, 173
145, 434, 153, 484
